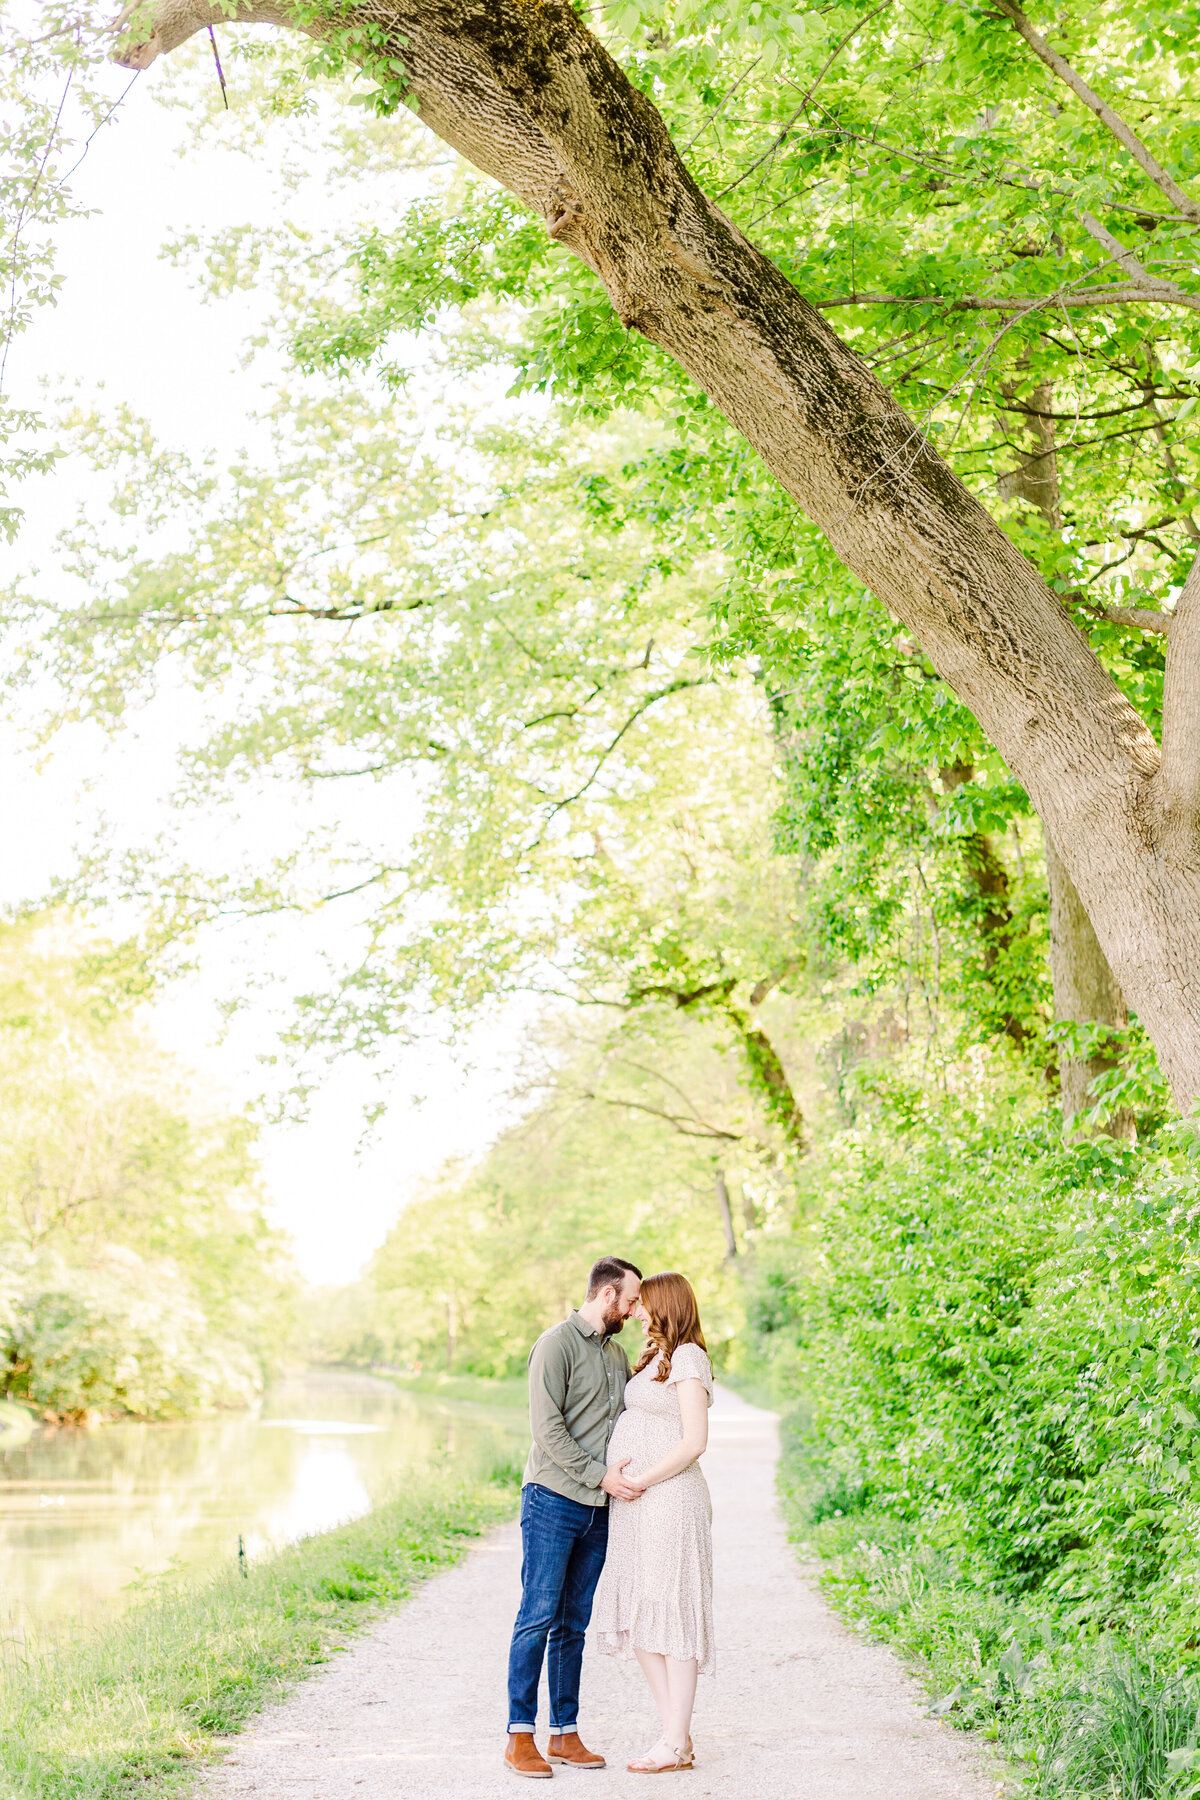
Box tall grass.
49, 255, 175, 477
1039, 1656, 1200, 1799
0, 1467, 519, 1800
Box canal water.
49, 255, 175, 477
0, 1370, 528, 1642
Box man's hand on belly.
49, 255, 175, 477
601, 1457, 645, 1501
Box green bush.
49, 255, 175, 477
1, 1251, 264, 1420
779, 1100, 1200, 1635
755, 1092, 1200, 1796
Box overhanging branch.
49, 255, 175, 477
990, 0, 1200, 225
814, 285, 1200, 314
113, 0, 1200, 1102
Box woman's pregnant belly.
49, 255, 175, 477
606, 1408, 682, 1481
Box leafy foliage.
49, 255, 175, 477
316, 1012, 800, 1374
750, 1091, 1200, 1795
0, 920, 296, 1419
5, 15, 1200, 1787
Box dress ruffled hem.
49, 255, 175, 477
595, 1600, 715, 1677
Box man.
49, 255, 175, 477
505, 1256, 644, 1779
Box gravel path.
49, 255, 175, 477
203, 1388, 1004, 1799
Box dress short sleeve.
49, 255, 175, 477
667, 1342, 714, 1402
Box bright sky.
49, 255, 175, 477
0, 40, 525, 1284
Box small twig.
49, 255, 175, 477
718, 0, 897, 197
1, 66, 74, 398
680, 55, 762, 155
208, 25, 229, 109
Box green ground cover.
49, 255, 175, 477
0, 1468, 519, 1800
377, 1371, 529, 1411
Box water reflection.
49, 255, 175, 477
0, 1371, 528, 1640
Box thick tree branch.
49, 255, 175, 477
627, 976, 736, 1011
1079, 210, 1152, 281
1103, 604, 1173, 635
620, 971, 807, 1148
114, 0, 1200, 1104
712, 1000, 807, 1152
990, 0, 1200, 224
748, 961, 799, 1007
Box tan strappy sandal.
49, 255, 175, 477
627, 1738, 694, 1773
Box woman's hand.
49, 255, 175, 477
637, 1379, 709, 1487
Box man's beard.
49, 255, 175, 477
601, 1304, 626, 1337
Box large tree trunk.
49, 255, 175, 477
117, 0, 1200, 1107
1045, 833, 1137, 1140
997, 384, 1135, 1136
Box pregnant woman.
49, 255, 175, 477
593, 1271, 714, 1774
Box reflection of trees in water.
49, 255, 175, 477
0, 1373, 527, 1633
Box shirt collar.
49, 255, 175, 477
568, 1308, 602, 1341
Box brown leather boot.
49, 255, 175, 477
548, 1732, 606, 1769
505, 1733, 553, 1778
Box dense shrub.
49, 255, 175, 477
748, 1092, 1200, 1792
751, 1098, 1200, 1642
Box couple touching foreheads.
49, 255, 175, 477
505, 1258, 714, 1779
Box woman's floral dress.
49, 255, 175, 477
593, 1342, 715, 1675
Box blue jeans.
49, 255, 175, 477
506, 1482, 609, 1734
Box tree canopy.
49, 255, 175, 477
96, 0, 1200, 1103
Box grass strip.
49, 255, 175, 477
0, 1467, 519, 1800
373, 1370, 529, 1409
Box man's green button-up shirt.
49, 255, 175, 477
523, 1310, 632, 1508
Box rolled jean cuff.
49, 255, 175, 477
550, 1722, 578, 1734
508, 1723, 536, 1734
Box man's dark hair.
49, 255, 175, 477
586, 1255, 642, 1299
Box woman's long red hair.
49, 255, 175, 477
634, 1272, 707, 1383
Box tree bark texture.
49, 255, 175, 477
116, 0, 1200, 1107
995, 384, 1135, 1132
1045, 832, 1137, 1140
